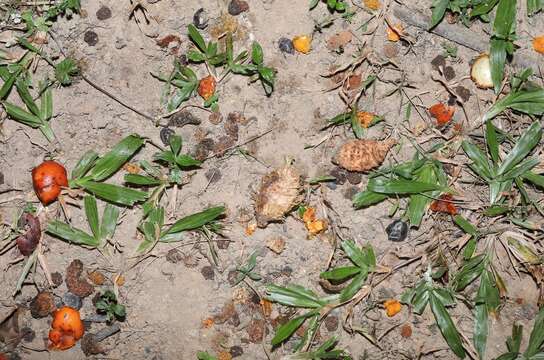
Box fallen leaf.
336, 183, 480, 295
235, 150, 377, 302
347, 74, 362, 90
364, 0, 381, 10
429, 103, 455, 127
430, 194, 457, 215
384, 299, 402, 317
114, 274, 125, 287
533, 36, 544, 54
292, 35, 312, 54
326, 31, 352, 50
386, 23, 403, 42
87, 270, 106, 286
334, 138, 396, 172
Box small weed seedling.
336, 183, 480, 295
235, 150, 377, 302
495, 307, 544, 359
95, 290, 126, 322
309, 0, 348, 12
232, 251, 261, 286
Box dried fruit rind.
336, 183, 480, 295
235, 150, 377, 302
334, 138, 396, 172
471, 54, 493, 89
254, 165, 301, 227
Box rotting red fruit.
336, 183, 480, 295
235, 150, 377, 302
32, 161, 68, 205
48, 306, 84, 350
16, 213, 41, 256
429, 103, 455, 127
430, 194, 457, 215
198, 75, 216, 101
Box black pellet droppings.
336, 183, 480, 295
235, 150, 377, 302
278, 37, 295, 55
160, 127, 175, 146
96, 6, 112, 20
386, 219, 408, 242
84, 31, 99, 46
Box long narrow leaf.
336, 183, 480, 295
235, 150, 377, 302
497, 121, 542, 175
429, 292, 466, 358
88, 134, 144, 181
80, 181, 148, 206
165, 206, 224, 234
46, 220, 99, 247
84, 195, 100, 240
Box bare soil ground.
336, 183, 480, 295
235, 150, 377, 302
1, 0, 543, 359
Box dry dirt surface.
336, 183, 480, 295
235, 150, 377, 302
1, 0, 544, 359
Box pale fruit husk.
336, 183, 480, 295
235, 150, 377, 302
471, 54, 493, 89
254, 165, 301, 228
334, 138, 396, 172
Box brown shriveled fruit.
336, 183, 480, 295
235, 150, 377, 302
29, 291, 56, 318
334, 139, 396, 172
65, 260, 94, 298
254, 165, 301, 228
16, 213, 41, 256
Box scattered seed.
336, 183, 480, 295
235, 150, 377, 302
193, 8, 209, 29
383, 43, 399, 58
84, 31, 99, 46
29, 291, 55, 318
201, 265, 215, 280
160, 127, 175, 146
278, 37, 295, 55
96, 6, 112, 20
63, 292, 83, 310
386, 219, 408, 242
228, 0, 249, 16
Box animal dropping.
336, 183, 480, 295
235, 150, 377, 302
254, 165, 301, 228
334, 138, 396, 172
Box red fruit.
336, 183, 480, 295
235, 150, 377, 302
430, 194, 457, 215
429, 103, 455, 127
32, 161, 68, 205
198, 75, 216, 101
49, 306, 84, 350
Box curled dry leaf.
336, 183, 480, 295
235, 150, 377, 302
383, 299, 402, 317
430, 194, 457, 215
66, 260, 94, 298
429, 103, 455, 127
386, 24, 403, 42
326, 31, 352, 51
334, 138, 396, 172
254, 165, 301, 228
16, 213, 41, 256
292, 35, 311, 54
198, 75, 216, 101
471, 54, 493, 89
533, 36, 544, 55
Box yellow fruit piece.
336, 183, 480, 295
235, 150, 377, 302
386, 24, 403, 42
363, 0, 381, 10
306, 219, 327, 235
384, 299, 402, 317
293, 35, 312, 54
533, 36, 544, 54
357, 111, 376, 128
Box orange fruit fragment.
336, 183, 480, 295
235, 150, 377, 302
292, 35, 312, 54
386, 24, 403, 42
533, 36, 544, 54
198, 75, 216, 101
384, 299, 402, 317
429, 103, 455, 127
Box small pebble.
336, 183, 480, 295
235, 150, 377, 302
201, 265, 215, 280
96, 6, 112, 20
63, 292, 83, 310
230, 345, 244, 357
83, 31, 99, 46
330, 167, 347, 185
346, 171, 362, 185
228, 0, 249, 15
386, 219, 408, 242
278, 37, 295, 55
160, 127, 175, 146
193, 8, 208, 29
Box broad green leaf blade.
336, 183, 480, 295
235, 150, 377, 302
3, 101, 42, 127
462, 140, 493, 180
46, 220, 99, 247
490, 38, 508, 94
526, 307, 544, 357
165, 206, 225, 234
497, 121, 542, 175
80, 181, 148, 206
71, 150, 99, 180
471, 0, 500, 16
271, 313, 311, 346
429, 292, 466, 358
339, 271, 368, 302
266, 284, 323, 308
493, 0, 516, 38
100, 204, 119, 241
88, 134, 144, 182
251, 42, 264, 65
0, 69, 20, 100
176, 154, 201, 167
407, 163, 441, 227
453, 254, 486, 291
352, 190, 388, 208
320, 266, 361, 281
498, 156, 540, 181
430, 0, 449, 28
523, 171, 544, 188
187, 24, 207, 53
367, 178, 444, 194
474, 303, 489, 359
341, 240, 371, 270
84, 195, 100, 240
15, 79, 40, 116
484, 88, 544, 122
124, 174, 162, 186
169, 134, 182, 156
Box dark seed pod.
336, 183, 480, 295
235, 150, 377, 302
386, 219, 408, 242
16, 213, 41, 256
193, 8, 208, 29
278, 37, 295, 55
160, 127, 175, 146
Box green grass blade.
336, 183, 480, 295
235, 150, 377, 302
80, 181, 148, 206
486, 120, 500, 165
46, 220, 99, 247
493, 0, 516, 38
320, 266, 361, 281
497, 121, 542, 176
88, 134, 144, 181
15, 79, 40, 116
526, 307, 544, 357
165, 206, 224, 234
352, 190, 388, 208
3, 101, 42, 127
429, 292, 466, 358
100, 204, 119, 241
124, 174, 162, 186
84, 195, 100, 240
429, 0, 449, 28
266, 284, 323, 308
71, 150, 99, 180
339, 271, 368, 302
271, 313, 311, 346
462, 140, 493, 180
367, 178, 444, 194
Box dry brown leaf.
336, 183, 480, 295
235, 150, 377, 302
334, 139, 396, 172
326, 31, 352, 50
254, 165, 301, 227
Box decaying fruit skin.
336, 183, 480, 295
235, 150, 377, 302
254, 165, 301, 228
48, 306, 84, 350
334, 138, 396, 172
471, 54, 493, 89
16, 212, 41, 256
32, 161, 68, 205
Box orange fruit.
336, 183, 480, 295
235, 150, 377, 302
32, 161, 68, 205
